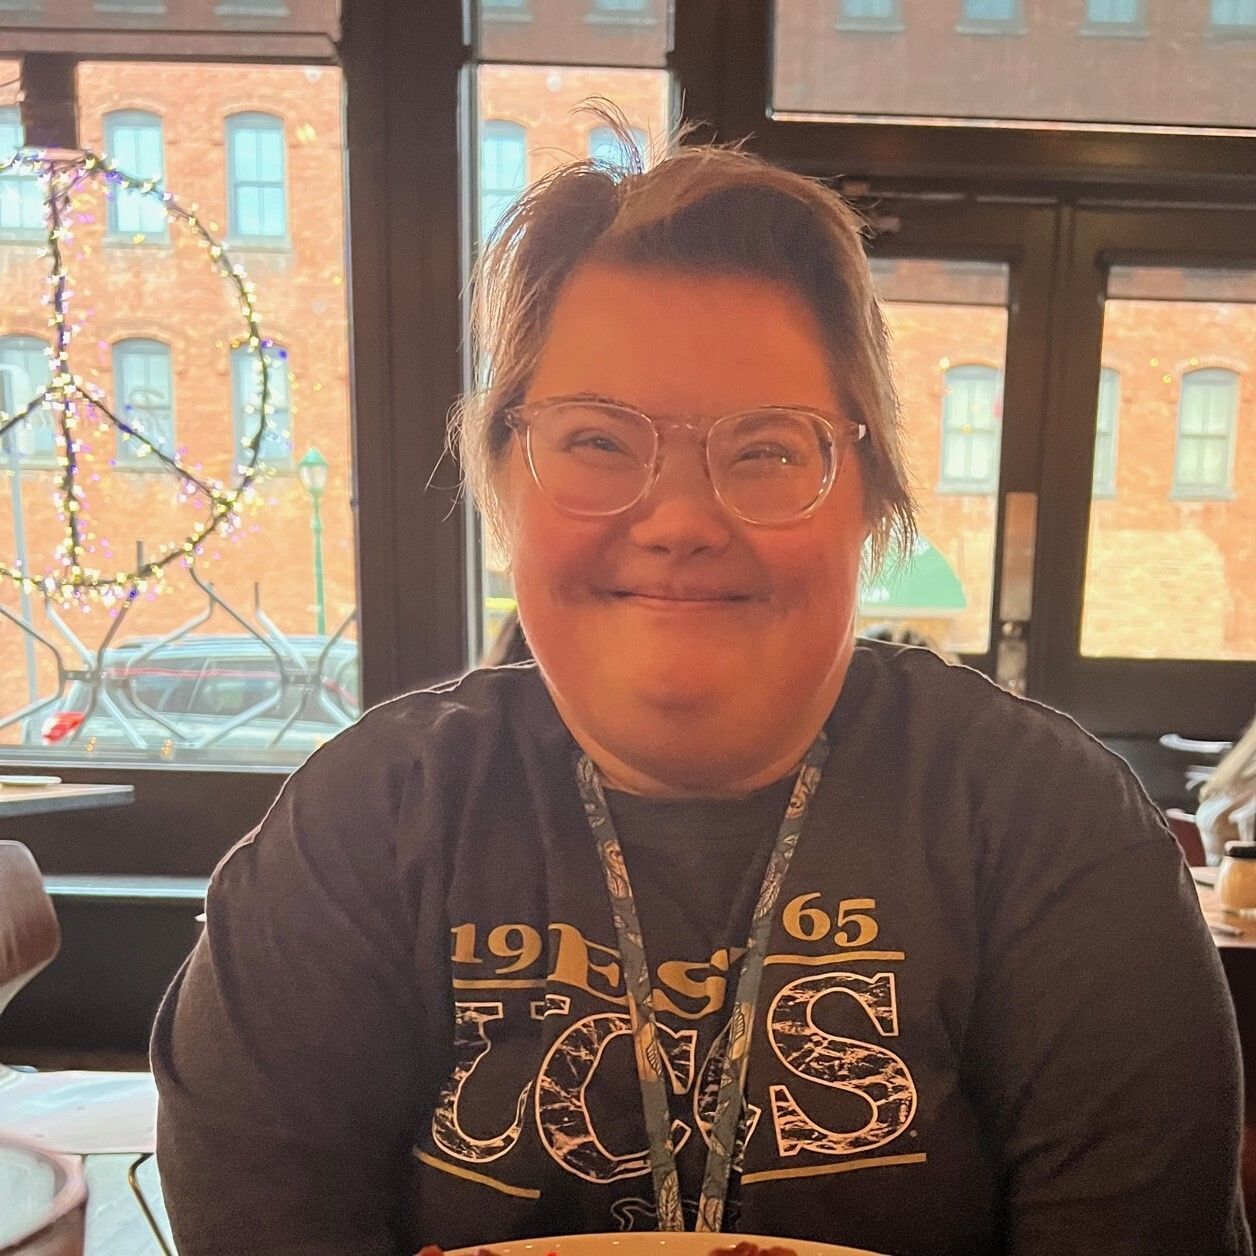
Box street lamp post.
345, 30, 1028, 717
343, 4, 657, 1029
297, 446, 329, 637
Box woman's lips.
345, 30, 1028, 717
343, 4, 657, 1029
607, 588, 756, 610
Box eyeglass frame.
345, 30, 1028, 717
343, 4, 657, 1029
503, 394, 868, 526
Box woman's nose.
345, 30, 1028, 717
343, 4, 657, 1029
624, 436, 734, 556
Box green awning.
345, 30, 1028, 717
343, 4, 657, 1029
860, 536, 967, 618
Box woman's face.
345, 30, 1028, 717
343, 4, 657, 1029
500, 263, 869, 795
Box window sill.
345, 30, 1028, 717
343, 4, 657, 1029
584, 12, 657, 27
103, 233, 172, 248
1078, 23, 1147, 37
0, 230, 47, 244
934, 481, 997, 496
481, 8, 533, 22
11, 459, 59, 471
1207, 23, 1256, 38
954, 21, 1027, 35
1170, 488, 1235, 502
1090, 485, 1116, 499
214, 1, 288, 15
835, 19, 905, 33
114, 459, 176, 473
226, 236, 292, 253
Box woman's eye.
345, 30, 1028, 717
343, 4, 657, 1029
562, 429, 629, 455
736, 443, 797, 464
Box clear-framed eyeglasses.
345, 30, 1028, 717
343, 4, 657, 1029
504, 395, 867, 526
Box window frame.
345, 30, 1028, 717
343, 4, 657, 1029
230, 341, 294, 469
937, 363, 1003, 495
955, 0, 1023, 36
103, 108, 169, 241
0, 104, 45, 240
836, 0, 903, 33
0, 334, 56, 465
586, 0, 654, 25
1172, 367, 1240, 500
1080, 0, 1146, 36
111, 336, 177, 468
587, 122, 648, 166
225, 109, 289, 245
479, 118, 527, 245
1091, 365, 1119, 497
1210, 0, 1256, 35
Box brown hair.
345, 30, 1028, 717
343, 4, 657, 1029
452, 112, 916, 569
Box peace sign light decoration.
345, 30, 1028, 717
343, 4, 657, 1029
0, 146, 273, 605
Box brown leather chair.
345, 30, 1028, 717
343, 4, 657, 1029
0, 840, 61, 1023
1164, 807, 1208, 868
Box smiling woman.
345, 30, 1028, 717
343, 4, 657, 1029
152, 123, 1251, 1256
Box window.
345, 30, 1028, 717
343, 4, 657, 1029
960, 0, 1019, 25
481, 0, 528, 13
0, 106, 43, 236
590, 0, 648, 13
112, 338, 176, 464
104, 110, 167, 239
214, 1, 288, 14
1211, 0, 1256, 30
839, 0, 901, 25
226, 112, 287, 241
232, 343, 292, 466
1173, 368, 1238, 497
0, 336, 54, 462
479, 120, 527, 244
588, 124, 647, 170
1092, 366, 1119, 495
1084, 0, 1143, 28
939, 365, 1002, 492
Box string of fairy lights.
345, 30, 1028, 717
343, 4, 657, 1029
0, 146, 274, 604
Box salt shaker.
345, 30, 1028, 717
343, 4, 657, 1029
1216, 842, 1256, 912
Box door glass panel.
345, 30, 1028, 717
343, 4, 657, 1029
473, 63, 671, 660
859, 258, 1010, 656
1080, 265, 1255, 660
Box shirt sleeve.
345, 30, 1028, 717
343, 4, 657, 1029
151, 732, 431, 1256
967, 728, 1251, 1256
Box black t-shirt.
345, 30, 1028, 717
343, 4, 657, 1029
151, 643, 1251, 1256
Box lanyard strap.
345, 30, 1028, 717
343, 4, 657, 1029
575, 732, 830, 1233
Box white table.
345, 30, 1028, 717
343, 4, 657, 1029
0, 783, 135, 819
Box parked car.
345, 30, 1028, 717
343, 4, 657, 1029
27, 633, 360, 766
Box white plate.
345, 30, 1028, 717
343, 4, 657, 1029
0, 774, 63, 787
447, 1234, 888, 1256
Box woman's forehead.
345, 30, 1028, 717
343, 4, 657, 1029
526, 263, 840, 415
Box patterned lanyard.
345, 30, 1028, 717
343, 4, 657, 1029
575, 731, 830, 1233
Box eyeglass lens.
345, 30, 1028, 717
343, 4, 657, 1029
525, 402, 835, 523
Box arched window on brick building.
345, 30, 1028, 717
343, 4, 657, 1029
939, 363, 1002, 493
480, 120, 527, 245
1093, 365, 1120, 497
113, 338, 177, 465
232, 342, 292, 467
104, 110, 168, 240
226, 112, 288, 242
1174, 367, 1239, 498
0, 335, 54, 463
588, 124, 647, 171
0, 106, 43, 237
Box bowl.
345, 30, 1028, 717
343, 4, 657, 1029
0, 1133, 86, 1254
